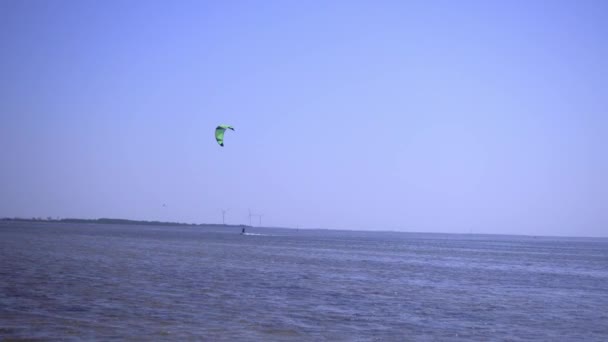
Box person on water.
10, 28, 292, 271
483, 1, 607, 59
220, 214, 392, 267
241, 227, 246, 234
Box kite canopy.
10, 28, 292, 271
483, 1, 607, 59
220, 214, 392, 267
215, 125, 235, 146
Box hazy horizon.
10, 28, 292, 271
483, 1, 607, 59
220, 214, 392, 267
1, 1, 606, 237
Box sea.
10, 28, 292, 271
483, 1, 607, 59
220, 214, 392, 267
1, 222, 607, 341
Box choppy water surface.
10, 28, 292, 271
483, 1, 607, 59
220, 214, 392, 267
1, 222, 607, 341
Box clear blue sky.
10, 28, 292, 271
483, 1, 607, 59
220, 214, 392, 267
1, 0, 606, 236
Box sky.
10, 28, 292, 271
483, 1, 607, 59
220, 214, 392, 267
0, 0, 606, 237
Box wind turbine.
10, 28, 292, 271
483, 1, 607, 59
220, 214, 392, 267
248, 209, 264, 227
221, 208, 230, 225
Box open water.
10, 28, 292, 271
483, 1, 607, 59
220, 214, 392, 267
1, 222, 607, 341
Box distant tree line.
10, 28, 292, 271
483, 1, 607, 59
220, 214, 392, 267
0, 217, 249, 228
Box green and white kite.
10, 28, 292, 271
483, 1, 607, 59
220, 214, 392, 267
215, 124, 235, 146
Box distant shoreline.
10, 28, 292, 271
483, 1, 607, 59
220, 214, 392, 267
2, 217, 605, 239
0, 217, 249, 228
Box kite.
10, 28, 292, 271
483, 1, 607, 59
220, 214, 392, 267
215, 125, 235, 147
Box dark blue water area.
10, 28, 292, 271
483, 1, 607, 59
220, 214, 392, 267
1, 222, 607, 340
